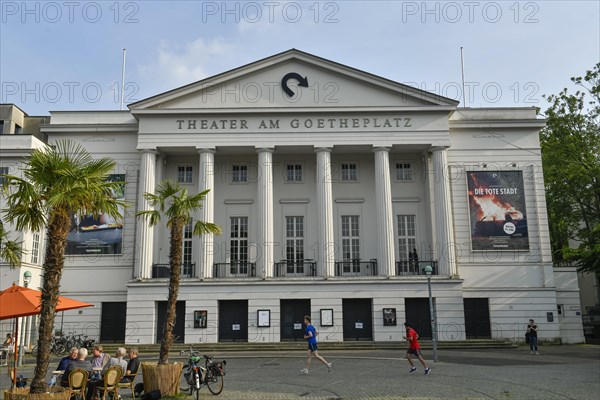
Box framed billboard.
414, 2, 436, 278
467, 171, 529, 250
66, 174, 125, 255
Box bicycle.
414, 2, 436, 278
181, 346, 226, 398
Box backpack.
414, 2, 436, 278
134, 382, 144, 397
141, 390, 161, 400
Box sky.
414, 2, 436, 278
1, 0, 599, 116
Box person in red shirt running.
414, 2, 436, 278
403, 322, 430, 375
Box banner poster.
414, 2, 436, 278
467, 171, 529, 251
66, 174, 125, 255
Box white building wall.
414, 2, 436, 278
554, 268, 585, 343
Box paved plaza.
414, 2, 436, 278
2, 345, 599, 399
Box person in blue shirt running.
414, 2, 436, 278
300, 315, 332, 374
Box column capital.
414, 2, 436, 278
256, 147, 274, 154
197, 148, 216, 155
372, 146, 391, 153
139, 149, 159, 155
429, 146, 450, 153
315, 147, 332, 154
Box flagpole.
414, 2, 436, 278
120, 48, 127, 110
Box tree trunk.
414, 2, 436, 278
158, 218, 184, 365
30, 210, 70, 394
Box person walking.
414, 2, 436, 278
527, 319, 539, 355
403, 322, 430, 375
300, 315, 331, 374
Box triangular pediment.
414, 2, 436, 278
129, 49, 458, 112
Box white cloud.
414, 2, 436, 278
138, 37, 236, 91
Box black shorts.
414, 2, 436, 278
406, 348, 422, 357
308, 342, 318, 352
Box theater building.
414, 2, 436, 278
0, 50, 584, 345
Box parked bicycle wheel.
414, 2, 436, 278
206, 371, 224, 395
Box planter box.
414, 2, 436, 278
141, 362, 183, 397
4, 387, 71, 400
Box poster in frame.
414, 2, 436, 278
66, 174, 126, 255
320, 309, 334, 327
257, 309, 270, 327
383, 308, 397, 326
194, 310, 207, 329
467, 170, 529, 251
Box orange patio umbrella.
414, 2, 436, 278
0, 283, 94, 387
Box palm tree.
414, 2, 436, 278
137, 180, 221, 364
1, 141, 125, 393
0, 221, 23, 268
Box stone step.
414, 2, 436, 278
96, 339, 516, 355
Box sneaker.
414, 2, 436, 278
424, 368, 431, 375
535, 351, 540, 355
409, 367, 417, 373
327, 363, 332, 372
300, 368, 309, 374
530, 351, 534, 355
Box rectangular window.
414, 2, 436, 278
230, 216, 249, 275
182, 221, 193, 276
31, 232, 40, 264
341, 163, 358, 182
286, 164, 303, 182
0, 166, 8, 184
395, 162, 414, 182
341, 215, 360, 272
397, 215, 417, 261
232, 165, 248, 183
285, 216, 304, 274
177, 166, 193, 184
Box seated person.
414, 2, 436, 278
104, 348, 127, 375
61, 348, 92, 387
57, 347, 79, 372
90, 345, 111, 379
87, 348, 129, 400
122, 347, 140, 382
1, 333, 14, 364
2, 333, 14, 350
49, 347, 78, 385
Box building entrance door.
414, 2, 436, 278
404, 298, 432, 339
156, 301, 185, 344
464, 298, 491, 339
218, 300, 248, 342
100, 302, 126, 343
280, 299, 310, 341
342, 299, 373, 341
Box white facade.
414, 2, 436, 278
0, 50, 585, 344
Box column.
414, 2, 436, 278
257, 148, 274, 278
135, 150, 157, 280
316, 148, 335, 277
152, 154, 165, 265
198, 149, 215, 279
374, 147, 396, 277
431, 147, 457, 276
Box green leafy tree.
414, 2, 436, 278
137, 180, 221, 364
1, 141, 125, 393
540, 63, 600, 273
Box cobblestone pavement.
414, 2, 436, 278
2, 345, 599, 399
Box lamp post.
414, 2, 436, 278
18, 271, 33, 366
424, 265, 439, 363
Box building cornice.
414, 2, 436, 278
40, 123, 139, 133
131, 106, 458, 116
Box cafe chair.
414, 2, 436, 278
99, 366, 123, 400
117, 370, 138, 399
68, 368, 89, 400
